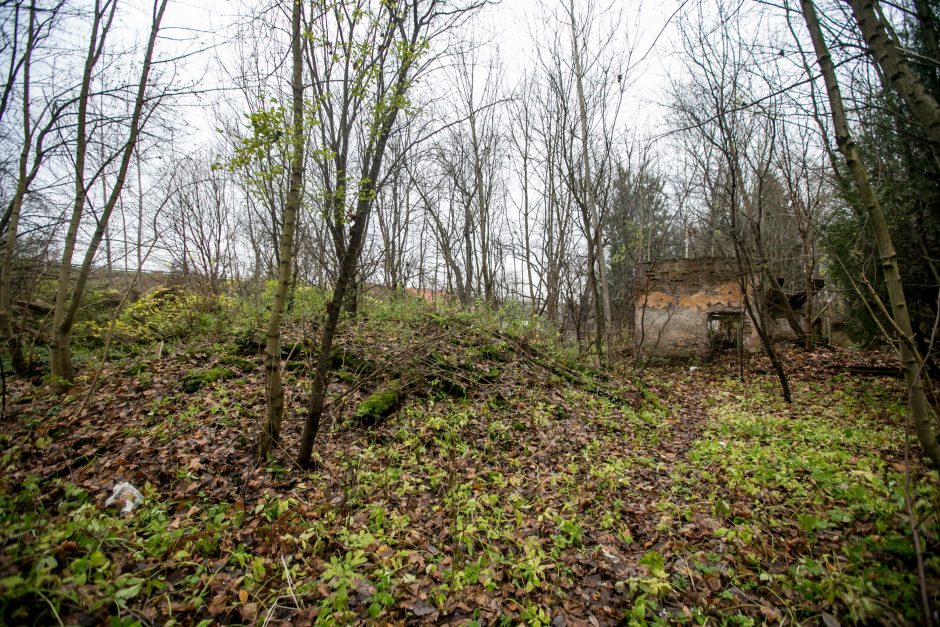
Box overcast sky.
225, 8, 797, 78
111, 0, 691, 152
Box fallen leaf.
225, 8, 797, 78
240, 602, 258, 622
822, 612, 841, 627
208, 593, 228, 616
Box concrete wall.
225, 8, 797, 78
635, 258, 761, 360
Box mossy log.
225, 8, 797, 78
329, 348, 375, 375
232, 330, 265, 356
220, 354, 256, 373
353, 380, 402, 425
181, 367, 235, 393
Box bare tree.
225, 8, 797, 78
50, 0, 169, 389
564, 0, 614, 365
671, 2, 794, 399
0, 0, 68, 375
1, 0, 39, 375
375, 134, 421, 290
509, 73, 538, 308
775, 121, 830, 349
163, 153, 238, 295
531, 75, 575, 324
411, 154, 468, 302
433, 47, 504, 304
259, 0, 305, 456
298, 0, 487, 468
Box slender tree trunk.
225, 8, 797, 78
914, 0, 940, 86
260, 0, 304, 457
0, 1, 34, 376
298, 24, 420, 468
522, 160, 536, 309
463, 213, 474, 301
50, 0, 114, 387
546, 163, 560, 321
579, 201, 605, 367
803, 238, 814, 350
803, 0, 940, 466
136, 145, 144, 272
419, 187, 466, 303
727, 204, 792, 401
769, 273, 805, 342
568, 0, 612, 363
470, 113, 493, 304
744, 274, 792, 402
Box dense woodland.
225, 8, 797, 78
1, 0, 939, 624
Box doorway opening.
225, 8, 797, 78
708, 310, 743, 352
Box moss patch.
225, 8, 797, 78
284, 360, 307, 372
280, 341, 308, 359
219, 354, 256, 373
336, 370, 358, 384
232, 328, 264, 355
181, 367, 235, 393
354, 380, 402, 425
329, 348, 375, 375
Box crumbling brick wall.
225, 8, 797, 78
634, 258, 761, 359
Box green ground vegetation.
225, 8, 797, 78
0, 284, 936, 625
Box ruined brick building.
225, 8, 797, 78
634, 258, 828, 360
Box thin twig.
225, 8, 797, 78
34, 590, 64, 627
0, 348, 6, 421
904, 288, 940, 627
281, 554, 302, 609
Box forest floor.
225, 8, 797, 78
0, 290, 938, 626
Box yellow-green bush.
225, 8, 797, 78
74, 288, 235, 348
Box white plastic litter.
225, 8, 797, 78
105, 481, 144, 514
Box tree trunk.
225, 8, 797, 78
914, 0, 940, 86
803, 0, 940, 466
568, 0, 612, 364
803, 238, 814, 350
850, 0, 940, 157
522, 161, 536, 309
260, 0, 304, 457
578, 198, 605, 367
298, 17, 421, 468
463, 190, 474, 302
0, 0, 34, 376
545, 163, 560, 321
469, 112, 493, 304
768, 274, 805, 342
743, 275, 792, 402
50, 0, 115, 387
